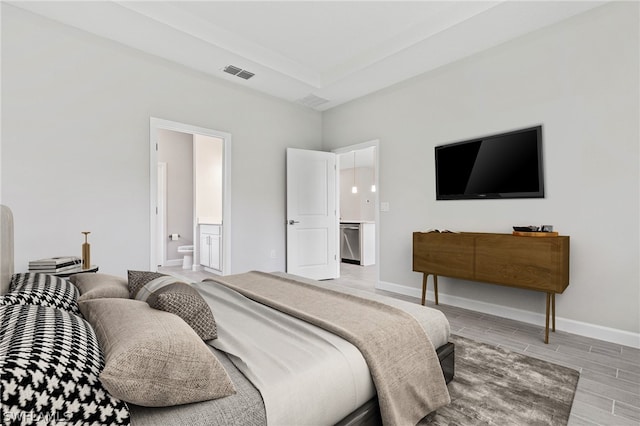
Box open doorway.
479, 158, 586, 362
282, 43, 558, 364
149, 118, 232, 275
333, 141, 379, 290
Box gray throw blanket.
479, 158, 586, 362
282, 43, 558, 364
205, 271, 450, 425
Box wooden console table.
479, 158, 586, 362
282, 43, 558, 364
413, 232, 570, 343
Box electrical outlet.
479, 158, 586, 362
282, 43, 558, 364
380, 202, 390, 212
270, 249, 277, 259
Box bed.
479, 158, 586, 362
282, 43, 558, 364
0, 204, 454, 425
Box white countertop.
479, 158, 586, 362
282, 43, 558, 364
198, 216, 222, 225
340, 220, 375, 224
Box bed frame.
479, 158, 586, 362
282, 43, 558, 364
1, 205, 14, 295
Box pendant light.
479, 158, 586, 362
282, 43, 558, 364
351, 151, 358, 194
371, 150, 376, 193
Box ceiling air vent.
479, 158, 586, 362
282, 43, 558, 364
236, 70, 255, 80
296, 94, 330, 108
223, 65, 255, 80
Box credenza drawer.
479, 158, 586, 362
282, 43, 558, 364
474, 235, 569, 292
412, 233, 475, 280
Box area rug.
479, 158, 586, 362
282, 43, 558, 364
421, 334, 580, 425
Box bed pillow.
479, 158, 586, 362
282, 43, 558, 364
70, 272, 130, 302
78, 298, 235, 407
0, 303, 130, 425
127, 270, 168, 298
128, 270, 217, 340
1, 272, 80, 315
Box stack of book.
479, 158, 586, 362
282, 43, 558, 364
28, 256, 82, 274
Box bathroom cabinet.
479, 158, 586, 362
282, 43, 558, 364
200, 225, 221, 272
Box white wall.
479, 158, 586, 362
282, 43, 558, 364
323, 3, 639, 338
1, 4, 322, 276
340, 166, 376, 221
194, 134, 223, 225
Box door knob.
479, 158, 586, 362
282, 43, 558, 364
288, 220, 300, 225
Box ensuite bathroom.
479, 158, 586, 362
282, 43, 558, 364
156, 129, 224, 273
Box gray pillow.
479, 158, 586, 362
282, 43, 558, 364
70, 273, 130, 302
128, 270, 217, 340
127, 270, 167, 298
78, 298, 235, 407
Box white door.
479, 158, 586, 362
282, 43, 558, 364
286, 148, 339, 280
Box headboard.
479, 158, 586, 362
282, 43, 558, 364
1, 204, 14, 295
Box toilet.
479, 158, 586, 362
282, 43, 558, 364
177, 245, 194, 269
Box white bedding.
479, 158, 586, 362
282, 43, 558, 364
192, 275, 450, 426
194, 282, 374, 425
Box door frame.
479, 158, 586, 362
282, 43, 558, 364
157, 162, 167, 267
332, 140, 380, 285
149, 117, 232, 275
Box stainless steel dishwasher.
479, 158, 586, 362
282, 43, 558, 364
340, 223, 360, 264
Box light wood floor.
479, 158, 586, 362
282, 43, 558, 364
160, 264, 640, 425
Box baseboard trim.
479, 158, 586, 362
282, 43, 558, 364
377, 280, 640, 349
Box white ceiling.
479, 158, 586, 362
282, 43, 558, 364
10, 1, 606, 111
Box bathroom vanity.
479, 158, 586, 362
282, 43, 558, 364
199, 224, 222, 272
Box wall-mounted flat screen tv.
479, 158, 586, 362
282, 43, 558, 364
435, 125, 544, 200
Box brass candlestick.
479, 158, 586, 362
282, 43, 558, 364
81, 231, 91, 269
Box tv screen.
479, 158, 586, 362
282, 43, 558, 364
435, 125, 544, 200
